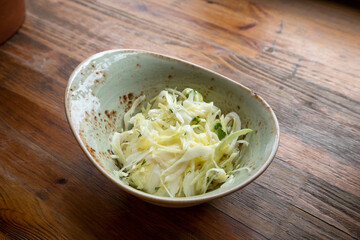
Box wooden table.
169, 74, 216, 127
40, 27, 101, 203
1, 0, 359, 239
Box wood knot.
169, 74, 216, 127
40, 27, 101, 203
56, 178, 67, 185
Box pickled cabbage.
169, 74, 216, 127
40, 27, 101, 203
111, 88, 252, 197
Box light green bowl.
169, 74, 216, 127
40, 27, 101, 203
65, 49, 279, 207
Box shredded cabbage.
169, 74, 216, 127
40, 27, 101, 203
111, 88, 252, 197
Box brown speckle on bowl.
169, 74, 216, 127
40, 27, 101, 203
168, 75, 172, 79
91, 64, 95, 68
104, 110, 117, 121
128, 93, 134, 100
253, 93, 263, 102
136, 63, 141, 68
79, 130, 105, 168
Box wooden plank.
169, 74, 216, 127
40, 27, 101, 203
0, 0, 359, 238
295, 174, 360, 238
272, 205, 355, 240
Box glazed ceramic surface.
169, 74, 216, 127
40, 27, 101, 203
65, 49, 280, 207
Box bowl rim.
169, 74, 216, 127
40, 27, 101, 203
65, 49, 280, 205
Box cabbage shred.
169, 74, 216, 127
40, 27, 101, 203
111, 88, 252, 197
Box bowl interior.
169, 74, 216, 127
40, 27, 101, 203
66, 50, 279, 202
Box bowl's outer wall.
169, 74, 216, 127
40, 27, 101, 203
66, 50, 279, 207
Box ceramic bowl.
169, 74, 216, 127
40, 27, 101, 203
65, 49, 279, 207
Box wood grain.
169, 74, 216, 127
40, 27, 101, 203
0, 0, 359, 239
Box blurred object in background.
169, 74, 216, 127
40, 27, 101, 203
0, 0, 25, 44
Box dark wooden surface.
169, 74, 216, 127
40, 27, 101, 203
1, 0, 359, 239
